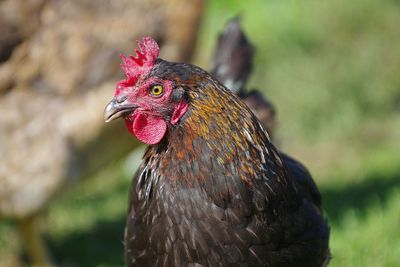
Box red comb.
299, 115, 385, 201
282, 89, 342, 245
116, 37, 160, 95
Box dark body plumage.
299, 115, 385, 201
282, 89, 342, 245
124, 60, 329, 266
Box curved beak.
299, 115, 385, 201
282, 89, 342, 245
104, 97, 137, 123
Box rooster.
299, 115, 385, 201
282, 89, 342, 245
105, 37, 330, 266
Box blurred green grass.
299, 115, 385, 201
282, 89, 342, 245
1, 0, 400, 266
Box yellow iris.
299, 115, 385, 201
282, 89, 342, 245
149, 85, 164, 96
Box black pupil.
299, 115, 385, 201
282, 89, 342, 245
154, 87, 161, 94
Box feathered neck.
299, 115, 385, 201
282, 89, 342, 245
138, 79, 299, 209
145, 80, 278, 182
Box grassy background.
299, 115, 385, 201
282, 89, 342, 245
1, 0, 400, 266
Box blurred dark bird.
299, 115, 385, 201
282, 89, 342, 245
105, 36, 330, 266
210, 18, 253, 96
211, 17, 276, 138
0, 0, 204, 266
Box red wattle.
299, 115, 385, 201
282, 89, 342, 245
130, 112, 167, 145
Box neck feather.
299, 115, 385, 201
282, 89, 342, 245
140, 82, 299, 207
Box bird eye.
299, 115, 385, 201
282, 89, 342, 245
149, 85, 164, 97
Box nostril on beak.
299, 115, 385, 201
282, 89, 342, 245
116, 94, 128, 103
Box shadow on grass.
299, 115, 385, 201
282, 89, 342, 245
321, 170, 400, 225
48, 216, 125, 267
48, 216, 126, 267
46, 172, 130, 267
